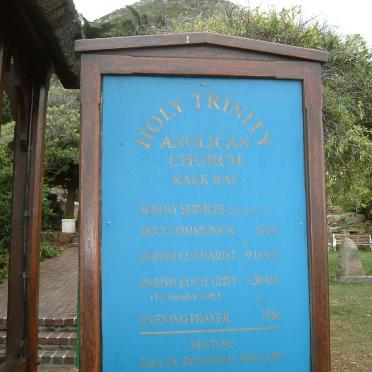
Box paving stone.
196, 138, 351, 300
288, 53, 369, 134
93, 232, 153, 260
0, 246, 78, 319
0, 246, 78, 368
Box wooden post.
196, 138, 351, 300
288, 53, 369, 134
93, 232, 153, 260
25, 76, 50, 372
1, 68, 50, 372
3, 71, 31, 372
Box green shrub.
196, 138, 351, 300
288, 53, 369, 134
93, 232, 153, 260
40, 244, 61, 262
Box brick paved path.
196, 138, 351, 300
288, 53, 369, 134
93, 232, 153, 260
0, 246, 78, 319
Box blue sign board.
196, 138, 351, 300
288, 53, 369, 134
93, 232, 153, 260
101, 76, 310, 371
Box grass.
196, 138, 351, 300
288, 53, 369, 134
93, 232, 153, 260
329, 250, 372, 371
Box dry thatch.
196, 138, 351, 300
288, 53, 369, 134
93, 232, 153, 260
27, 0, 82, 87
0, 0, 82, 88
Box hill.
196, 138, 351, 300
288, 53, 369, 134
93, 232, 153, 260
83, 0, 234, 38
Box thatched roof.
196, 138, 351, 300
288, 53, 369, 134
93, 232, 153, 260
0, 0, 82, 88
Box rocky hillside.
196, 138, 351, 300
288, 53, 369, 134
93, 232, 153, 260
83, 0, 234, 38
328, 206, 372, 236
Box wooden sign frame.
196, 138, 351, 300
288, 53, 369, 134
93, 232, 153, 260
75, 32, 330, 372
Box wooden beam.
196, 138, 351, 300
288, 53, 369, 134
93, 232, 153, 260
4, 73, 31, 372
25, 75, 50, 372
75, 32, 329, 62
304, 64, 330, 372
0, 57, 23, 371
3, 71, 50, 371
79, 53, 101, 372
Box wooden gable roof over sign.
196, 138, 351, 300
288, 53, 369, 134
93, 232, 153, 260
0, 0, 82, 88
75, 32, 328, 63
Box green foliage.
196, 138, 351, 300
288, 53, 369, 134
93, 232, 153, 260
1, 93, 13, 123
45, 105, 79, 179
322, 35, 372, 212
45, 76, 80, 217
45, 77, 79, 177
175, 5, 326, 47
40, 244, 61, 262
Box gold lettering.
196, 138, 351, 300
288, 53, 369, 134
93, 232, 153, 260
230, 100, 244, 119
140, 249, 236, 263
168, 155, 178, 167
169, 97, 183, 113
172, 175, 209, 186
158, 107, 172, 121
167, 154, 242, 168
136, 93, 273, 148
222, 97, 231, 112
141, 277, 177, 288
168, 225, 235, 236
179, 276, 209, 288
226, 137, 249, 149
256, 225, 278, 235
208, 94, 221, 110
190, 312, 230, 324
139, 204, 177, 216
173, 174, 182, 185
146, 116, 164, 132
211, 275, 237, 287
190, 339, 234, 350
240, 352, 283, 364
242, 112, 254, 125
183, 354, 235, 366
258, 131, 273, 145
136, 130, 155, 149
136, 139, 151, 149
192, 93, 202, 108
246, 275, 279, 286
213, 174, 237, 185
140, 226, 167, 237
250, 121, 264, 132
140, 130, 154, 139
245, 250, 279, 261
263, 311, 280, 320
140, 358, 163, 368
214, 137, 222, 149
160, 136, 173, 149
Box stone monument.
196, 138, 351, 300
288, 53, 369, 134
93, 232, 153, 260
336, 238, 365, 277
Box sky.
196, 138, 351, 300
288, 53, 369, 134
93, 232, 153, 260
73, 0, 371, 44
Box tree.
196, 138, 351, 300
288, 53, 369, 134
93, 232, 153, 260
44, 76, 80, 217
322, 35, 372, 211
